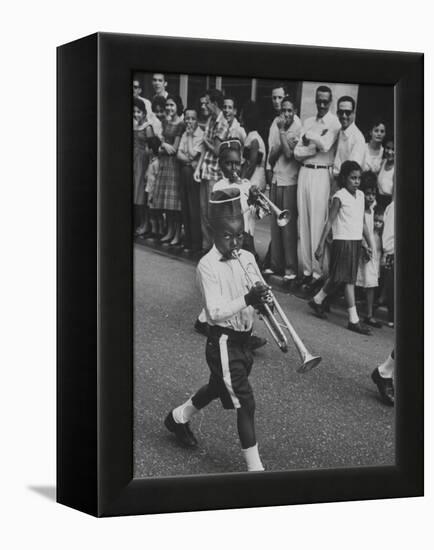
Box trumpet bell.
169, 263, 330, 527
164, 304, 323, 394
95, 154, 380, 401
297, 354, 322, 373
277, 210, 291, 227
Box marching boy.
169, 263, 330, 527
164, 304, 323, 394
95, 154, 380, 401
165, 187, 269, 472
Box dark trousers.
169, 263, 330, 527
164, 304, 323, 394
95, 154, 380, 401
180, 165, 202, 251
269, 184, 298, 275
384, 254, 394, 322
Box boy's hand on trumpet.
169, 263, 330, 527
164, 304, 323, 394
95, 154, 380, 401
247, 185, 260, 205
245, 281, 271, 307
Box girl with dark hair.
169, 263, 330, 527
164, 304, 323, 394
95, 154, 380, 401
356, 172, 382, 328
308, 160, 374, 335
152, 94, 185, 245
364, 120, 386, 174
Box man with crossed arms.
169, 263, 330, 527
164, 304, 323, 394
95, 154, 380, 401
294, 85, 340, 285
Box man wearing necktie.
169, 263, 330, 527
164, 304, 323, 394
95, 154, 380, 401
294, 86, 341, 285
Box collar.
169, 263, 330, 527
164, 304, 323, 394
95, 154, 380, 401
341, 122, 358, 137
316, 110, 333, 124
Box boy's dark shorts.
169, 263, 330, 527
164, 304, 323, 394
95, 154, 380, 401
205, 326, 254, 410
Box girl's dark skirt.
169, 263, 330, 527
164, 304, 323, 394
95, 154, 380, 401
328, 240, 362, 284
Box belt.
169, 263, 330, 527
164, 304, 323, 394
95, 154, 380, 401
208, 325, 252, 344
302, 163, 331, 169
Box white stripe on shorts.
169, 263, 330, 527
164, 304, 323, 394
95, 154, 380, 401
219, 334, 241, 408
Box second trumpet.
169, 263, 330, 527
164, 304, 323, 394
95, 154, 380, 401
254, 191, 291, 227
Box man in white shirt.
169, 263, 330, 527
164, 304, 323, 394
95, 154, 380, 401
223, 96, 247, 145
268, 97, 302, 280
333, 96, 366, 176
294, 85, 341, 283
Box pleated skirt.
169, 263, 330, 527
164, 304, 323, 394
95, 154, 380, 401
328, 240, 362, 284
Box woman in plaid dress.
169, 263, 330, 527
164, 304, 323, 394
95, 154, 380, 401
152, 94, 185, 245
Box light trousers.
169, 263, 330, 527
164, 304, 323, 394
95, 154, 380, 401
297, 166, 331, 279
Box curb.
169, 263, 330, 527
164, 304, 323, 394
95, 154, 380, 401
135, 237, 392, 326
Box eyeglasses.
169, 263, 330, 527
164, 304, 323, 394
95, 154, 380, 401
133, 85, 140, 89
316, 99, 330, 105
337, 109, 353, 116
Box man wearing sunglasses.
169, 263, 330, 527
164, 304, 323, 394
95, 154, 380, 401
333, 96, 366, 177
294, 86, 340, 285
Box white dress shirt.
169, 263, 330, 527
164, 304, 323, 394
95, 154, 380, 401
333, 122, 366, 176
294, 110, 340, 165
197, 246, 261, 331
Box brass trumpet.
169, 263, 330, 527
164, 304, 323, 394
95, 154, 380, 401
233, 251, 321, 373
230, 171, 290, 227
255, 191, 291, 227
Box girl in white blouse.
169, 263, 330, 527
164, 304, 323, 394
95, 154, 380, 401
308, 161, 374, 335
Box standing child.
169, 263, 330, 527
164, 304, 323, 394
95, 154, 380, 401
308, 160, 374, 335
177, 108, 204, 252
213, 139, 259, 255
165, 187, 270, 471
356, 172, 382, 328
381, 198, 395, 327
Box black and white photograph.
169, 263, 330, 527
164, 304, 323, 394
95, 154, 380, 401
4, 0, 430, 545
132, 71, 396, 476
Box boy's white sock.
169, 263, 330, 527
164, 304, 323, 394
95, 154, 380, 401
378, 354, 394, 378
172, 398, 198, 424
198, 309, 207, 322
348, 305, 359, 324
313, 289, 327, 304
242, 443, 264, 471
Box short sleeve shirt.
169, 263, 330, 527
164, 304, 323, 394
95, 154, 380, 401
332, 188, 365, 240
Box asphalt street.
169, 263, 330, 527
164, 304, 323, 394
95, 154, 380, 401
133, 244, 395, 477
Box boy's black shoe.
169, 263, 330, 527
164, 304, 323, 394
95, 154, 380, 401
194, 319, 209, 336
308, 299, 327, 319
371, 368, 394, 406
164, 411, 198, 448
248, 335, 267, 351
347, 321, 371, 335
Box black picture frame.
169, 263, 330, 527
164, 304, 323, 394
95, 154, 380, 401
57, 32, 424, 517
